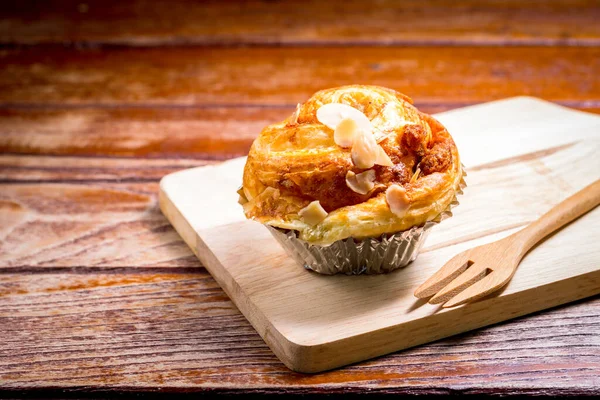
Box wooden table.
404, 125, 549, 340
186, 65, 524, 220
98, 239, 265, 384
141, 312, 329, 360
1, 1, 599, 396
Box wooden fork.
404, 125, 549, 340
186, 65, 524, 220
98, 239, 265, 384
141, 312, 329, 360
414, 179, 600, 308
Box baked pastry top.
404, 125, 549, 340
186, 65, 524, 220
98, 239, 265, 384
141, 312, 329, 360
241, 85, 462, 245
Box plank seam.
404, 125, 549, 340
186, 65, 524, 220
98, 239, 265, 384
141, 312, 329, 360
1, 38, 600, 49
0, 100, 599, 110
0, 267, 205, 274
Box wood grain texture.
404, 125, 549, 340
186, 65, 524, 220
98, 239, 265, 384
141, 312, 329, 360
0, 182, 197, 269
0, 107, 287, 158
1, 99, 598, 391
1, 272, 599, 393
419, 180, 600, 307
1, 0, 599, 46
0, 155, 212, 182
160, 99, 600, 372
2, 0, 600, 393
0, 46, 598, 106
5, 99, 597, 270
1, 106, 599, 161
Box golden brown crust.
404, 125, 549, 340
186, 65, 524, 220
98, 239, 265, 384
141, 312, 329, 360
402, 124, 428, 157
242, 85, 462, 245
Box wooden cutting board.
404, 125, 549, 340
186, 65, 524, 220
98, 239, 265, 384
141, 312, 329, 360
159, 97, 600, 373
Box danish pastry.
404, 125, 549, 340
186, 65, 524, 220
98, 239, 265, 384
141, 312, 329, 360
241, 85, 462, 246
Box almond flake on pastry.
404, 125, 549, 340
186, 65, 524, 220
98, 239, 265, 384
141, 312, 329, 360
351, 130, 379, 169
299, 200, 328, 226
346, 169, 376, 195
410, 166, 421, 183
386, 184, 411, 217
334, 118, 360, 148
242, 85, 462, 245
316, 103, 372, 133
374, 145, 394, 167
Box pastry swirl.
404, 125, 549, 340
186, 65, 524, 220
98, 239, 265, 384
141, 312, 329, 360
242, 85, 462, 245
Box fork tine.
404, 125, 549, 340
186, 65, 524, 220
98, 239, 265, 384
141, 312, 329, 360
428, 262, 489, 304
442, 270, 512, 308
414, 252, 472, 298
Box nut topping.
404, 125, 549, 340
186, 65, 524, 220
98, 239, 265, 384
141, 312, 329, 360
410, 166, 421, 183
298, 200, 328, 226
346, 169, 376, 195
316, 103, 395, 170
334, 118, 360, 148
351, 130, 379, 169
316, 103, 372, 133
386, 184, 410, 217
375, 146, 394, 167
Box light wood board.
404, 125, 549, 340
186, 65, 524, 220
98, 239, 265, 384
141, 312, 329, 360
159, 97, 600, 373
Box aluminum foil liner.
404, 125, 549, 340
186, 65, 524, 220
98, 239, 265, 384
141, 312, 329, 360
268, 167, 466, 275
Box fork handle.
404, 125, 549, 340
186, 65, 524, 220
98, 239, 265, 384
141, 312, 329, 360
515, 179, 600, 258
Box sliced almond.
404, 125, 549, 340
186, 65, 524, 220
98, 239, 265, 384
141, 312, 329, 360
316, 103, 372, 133
351, 130, 379, 169
410, 166, 421, 183
374, 146, 394, 167
346, 169, 376, 195
386, 184, 410, 217
334, 118, 360, 148
298, 200, 328, 226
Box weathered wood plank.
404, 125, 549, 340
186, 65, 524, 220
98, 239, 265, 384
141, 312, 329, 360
0, 155, 212, 182
2, 102, 599, 268
1, 0, 598, 394
0, 107, 287, 158
0, 183, 197, 268
1, 0, 599, 46
0, 273, 598, 392
1, 105, 599, 162
0, 105, 598, 161
0, 46, 598, 106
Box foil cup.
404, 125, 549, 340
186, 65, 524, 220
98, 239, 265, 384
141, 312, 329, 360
268, 167, 466, 275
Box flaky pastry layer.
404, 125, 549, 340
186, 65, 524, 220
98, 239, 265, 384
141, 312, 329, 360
242, 85, 462, 245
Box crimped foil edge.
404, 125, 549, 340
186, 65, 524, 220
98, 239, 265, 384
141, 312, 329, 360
268, 165, 467, 275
